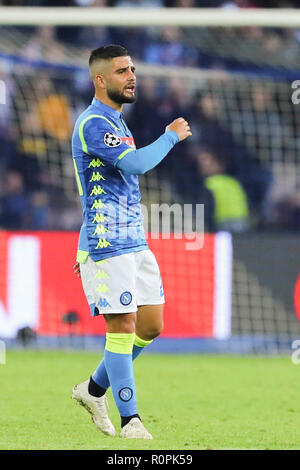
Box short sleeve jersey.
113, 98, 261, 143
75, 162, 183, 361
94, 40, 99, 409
72, 98, 148, 262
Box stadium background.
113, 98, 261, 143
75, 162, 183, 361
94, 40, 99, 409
0, 0, 300, 355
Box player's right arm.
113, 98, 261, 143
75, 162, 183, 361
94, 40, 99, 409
116, 117, 192, 175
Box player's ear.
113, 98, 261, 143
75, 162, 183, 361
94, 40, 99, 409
95, 74, 106, 89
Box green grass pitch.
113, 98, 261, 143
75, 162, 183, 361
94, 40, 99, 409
0, 350, 299, 450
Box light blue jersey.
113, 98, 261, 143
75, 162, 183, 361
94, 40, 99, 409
72, 97, 179, 262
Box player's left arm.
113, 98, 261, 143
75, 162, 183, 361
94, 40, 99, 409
116, 117, 192, 175
115, 130, 179, 175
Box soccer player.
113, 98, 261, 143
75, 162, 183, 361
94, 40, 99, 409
71, 45, 192, 439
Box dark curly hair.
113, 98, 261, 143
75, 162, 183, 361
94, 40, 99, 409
89, 45, 129, 66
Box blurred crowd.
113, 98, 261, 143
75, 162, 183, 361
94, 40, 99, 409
0, 0, 299, 233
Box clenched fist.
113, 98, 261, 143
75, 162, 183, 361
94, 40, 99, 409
165, 117, 192, 142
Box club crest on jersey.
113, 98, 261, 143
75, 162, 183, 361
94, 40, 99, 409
104, 132, 122, 147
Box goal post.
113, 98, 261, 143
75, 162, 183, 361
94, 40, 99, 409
0, 7, 300, 28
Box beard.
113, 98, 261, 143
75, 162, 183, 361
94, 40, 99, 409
107, 86, 136, 105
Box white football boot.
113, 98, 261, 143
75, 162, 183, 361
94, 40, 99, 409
120, 417, 153, 439
72, 380, 116, 436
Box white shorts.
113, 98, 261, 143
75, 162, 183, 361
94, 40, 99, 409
80, 249, 165, 315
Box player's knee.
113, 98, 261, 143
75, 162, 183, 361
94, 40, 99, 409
142, 320, 163, 340
104, 312, 136, 334
152, 320, 163, 339
119, 322, 136, 334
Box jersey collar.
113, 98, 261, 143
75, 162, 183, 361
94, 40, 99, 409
91, 97, 122, 120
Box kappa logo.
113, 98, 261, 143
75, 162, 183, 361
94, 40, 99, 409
98, 298, 111, 308
104, 132, 122, 148
119, 387, 133, 402
120, 291, 132, 306
160, 284, 164, 297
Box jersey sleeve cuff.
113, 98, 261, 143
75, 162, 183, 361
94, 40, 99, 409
165, 130, 180, 144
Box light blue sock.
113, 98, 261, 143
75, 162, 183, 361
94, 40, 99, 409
104, 333, 137, 417
93, 335, 153, 391
92, 344, 144, 390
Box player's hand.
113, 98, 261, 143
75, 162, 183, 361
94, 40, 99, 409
165, 117, 192, 142
73, 262, 81, 278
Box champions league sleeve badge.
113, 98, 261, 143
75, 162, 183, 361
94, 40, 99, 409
104, 132, 122, 147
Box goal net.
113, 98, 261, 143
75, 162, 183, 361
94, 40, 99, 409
0, 7, 299, 353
